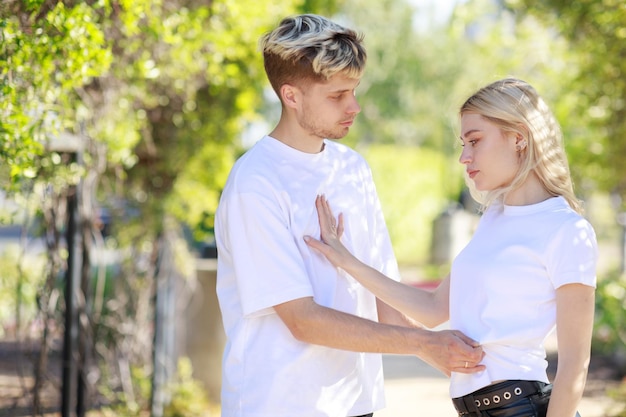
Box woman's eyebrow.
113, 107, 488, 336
461, 129, 481, 139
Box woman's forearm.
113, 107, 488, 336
342, 258, 449, 328
548, 284, 595, 417
546, 368, 588, 417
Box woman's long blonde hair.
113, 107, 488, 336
460, 78, 583, 214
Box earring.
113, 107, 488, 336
517, 140, 527, 151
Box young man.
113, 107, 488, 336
215, 14, 483, 417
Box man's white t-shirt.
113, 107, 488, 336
216, 136, 400, 417
449, 196, 598, 398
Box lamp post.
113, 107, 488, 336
46, 132, 86, 417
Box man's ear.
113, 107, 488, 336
280, 83, 300, 109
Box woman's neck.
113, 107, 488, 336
504, 173, 553, 206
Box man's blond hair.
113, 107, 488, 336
260, 14, 366, 97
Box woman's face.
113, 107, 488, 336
458, 113, 520, 192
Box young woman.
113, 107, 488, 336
304, 78, 597, 417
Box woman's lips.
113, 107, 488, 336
467, 169, 478, 179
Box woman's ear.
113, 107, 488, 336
515, 124, 530, 151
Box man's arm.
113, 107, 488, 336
274, 296, 484, 377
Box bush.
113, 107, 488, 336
99, 357, 217, 417
164, 357, 217, 417
594, 269, 626, 364
594, 269, 626, 416
0, 244, 46, 337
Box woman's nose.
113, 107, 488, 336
459, 147, 471, 164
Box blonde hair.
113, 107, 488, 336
260, 14, 366, 97
460, 78, 583, 214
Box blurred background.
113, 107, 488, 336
0, 0, 625, 416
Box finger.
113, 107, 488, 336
453, 363, 486, 374
316, 195, 333, 237
337, 212, 345, 237
324, 196, 334, 221
321, 196, 342, 236
324, 196, 335, 218
304, 235, 324, 252
319, 196, 340, 238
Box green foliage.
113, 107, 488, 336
342, 0, 466, 151
0, 2, 111, 186
592, 268, 626, 417
607, 381, 626, 417
99, 364, 152, 417
0, 245, 46, 336
99, 358, 217, 417
593, 269, 626, 359
363, 145, 463, 265
163, 358, 215, 417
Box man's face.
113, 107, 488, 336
295, 74, 362, 140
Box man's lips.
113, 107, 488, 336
340, 119, 354, 127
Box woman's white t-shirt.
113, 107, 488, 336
216, 136, 400, 417
449, 196, 597, 398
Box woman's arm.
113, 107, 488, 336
546, 283, 595, 417
304, 195, 450, 328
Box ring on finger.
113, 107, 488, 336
464, 361, 468, 368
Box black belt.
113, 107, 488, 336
452, 380, 548, 415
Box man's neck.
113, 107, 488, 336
269, 125, 325, 154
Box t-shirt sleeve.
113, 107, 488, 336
547, 217, 598, 289
222, 189, 313, 317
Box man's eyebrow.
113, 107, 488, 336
329, 81, 361, 93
